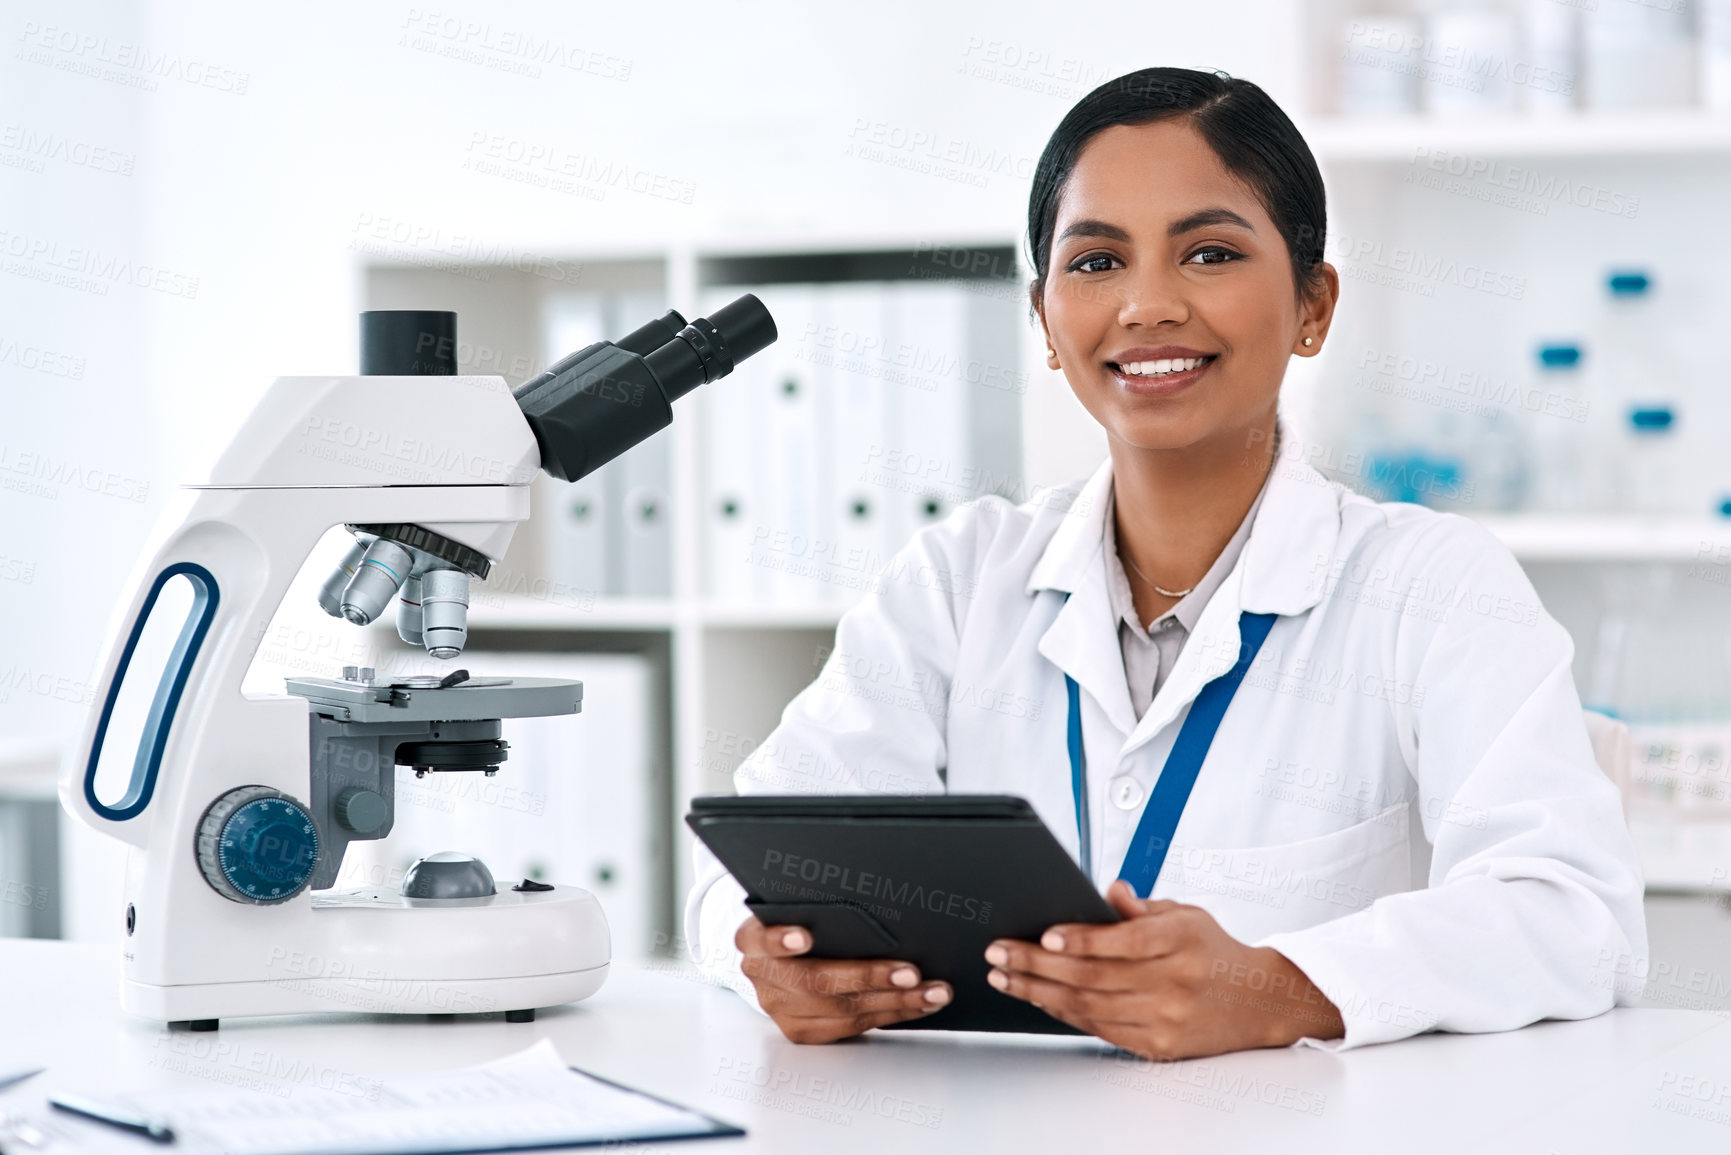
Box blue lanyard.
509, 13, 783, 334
1066, 610, 1277, 897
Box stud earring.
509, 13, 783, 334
1302, 336, 1314, 347
1046, 347, 1059, 366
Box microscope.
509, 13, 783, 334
61, 296, 775, 1028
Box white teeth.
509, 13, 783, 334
1118, 357, 1206, 377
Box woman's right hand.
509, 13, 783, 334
734, 916, 952, 1043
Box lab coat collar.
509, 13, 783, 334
1029, 421, 1342, 747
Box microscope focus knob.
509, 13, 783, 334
195, 786, 321, 905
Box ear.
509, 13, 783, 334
1293, 262, 1341, 357
1031, 282, 1060, 370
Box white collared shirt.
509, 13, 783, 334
1104, 473, 1268, 719
685, 425, 1647, 1050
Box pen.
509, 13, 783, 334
48, 1095, 175, 1144
0, 1071, 41, 1095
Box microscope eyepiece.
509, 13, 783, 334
360, 311, 458, 376
514, 293, 778, 482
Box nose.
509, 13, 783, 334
1115, 260, 1189, 330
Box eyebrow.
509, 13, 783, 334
1056, 218, 1130, 244
1168, 207, 1256, 236
1055, 207, 1257, 246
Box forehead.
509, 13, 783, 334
1054, 119, 1268, 232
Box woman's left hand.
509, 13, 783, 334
984, 880, 1344, 1059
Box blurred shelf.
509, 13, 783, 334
466, 597, 676, 631
699, 602, 844, 630
1307, 112, 1731, 161
0, 737, 62, 801
1471, 514, 1731, 562
465, 596, 844, 631
1630, 815, 1731, 893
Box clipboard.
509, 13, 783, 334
686, 793, 1119, 1034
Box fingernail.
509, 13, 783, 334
984, 944, 1007, 967
1042, 931, 1066, 952
781, 929, 808, 950
890, 966, 919, 988
986, 969, 1008, 991
923, 985, 951, 1005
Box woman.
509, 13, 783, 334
685, 67, 1646, 1058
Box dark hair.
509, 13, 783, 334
1026, 67, 1327, 308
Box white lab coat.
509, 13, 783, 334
684, 431, 1648, 1049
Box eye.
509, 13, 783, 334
1185, 245, 1242, 266
1066, 252, 1120, 274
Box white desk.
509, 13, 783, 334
4, 939, 1730, 1154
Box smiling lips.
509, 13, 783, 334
1106, 350, 1218, 392
1116, 356, 1210, 377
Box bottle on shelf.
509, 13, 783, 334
1589, 269, 1688, 513
1337, 13, 1421, 117
1624, 405, 1680, 515
1582, 0, 1695, 111
1522, 0, 1579, 116
1525, 342, 1593, 512
1707, 0, 1731, 110
1419, 2, 1520, 117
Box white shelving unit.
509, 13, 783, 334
1304, 112, 1731, 161
1299, 0, 1731, 892
1469, 515, 1731, 563
364, 242, 1024, 934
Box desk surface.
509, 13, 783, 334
4, 940, 1730, 1154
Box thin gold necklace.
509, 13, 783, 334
1121, 549, 1194, 599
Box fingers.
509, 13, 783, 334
758, 968, 952, 1018
985, 964, 1135, 1026
1106, 878, 1155, 918
733, 917, 952, 1043
774, 1002, 950, 1045
735, 916, 814, 958
982, 939, 1142, 991
740, 950, 928, 996
1036, 899, 1198, 960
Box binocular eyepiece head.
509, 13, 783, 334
330, 295, 779, 659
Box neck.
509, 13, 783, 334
1110, 414, 1278, 627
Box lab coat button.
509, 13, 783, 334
1109, 775, 1145, 810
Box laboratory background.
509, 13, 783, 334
6, 0, 1731, 1013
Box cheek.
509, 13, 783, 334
1205, 275, 1294, 358
1044, 279, 1115, 353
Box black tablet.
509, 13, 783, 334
685, 793, 1119, 1034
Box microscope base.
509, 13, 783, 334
121, 883, 611, 1025
126, 963, 608, 1024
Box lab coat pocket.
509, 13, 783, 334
1157, 801, 1412, 943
